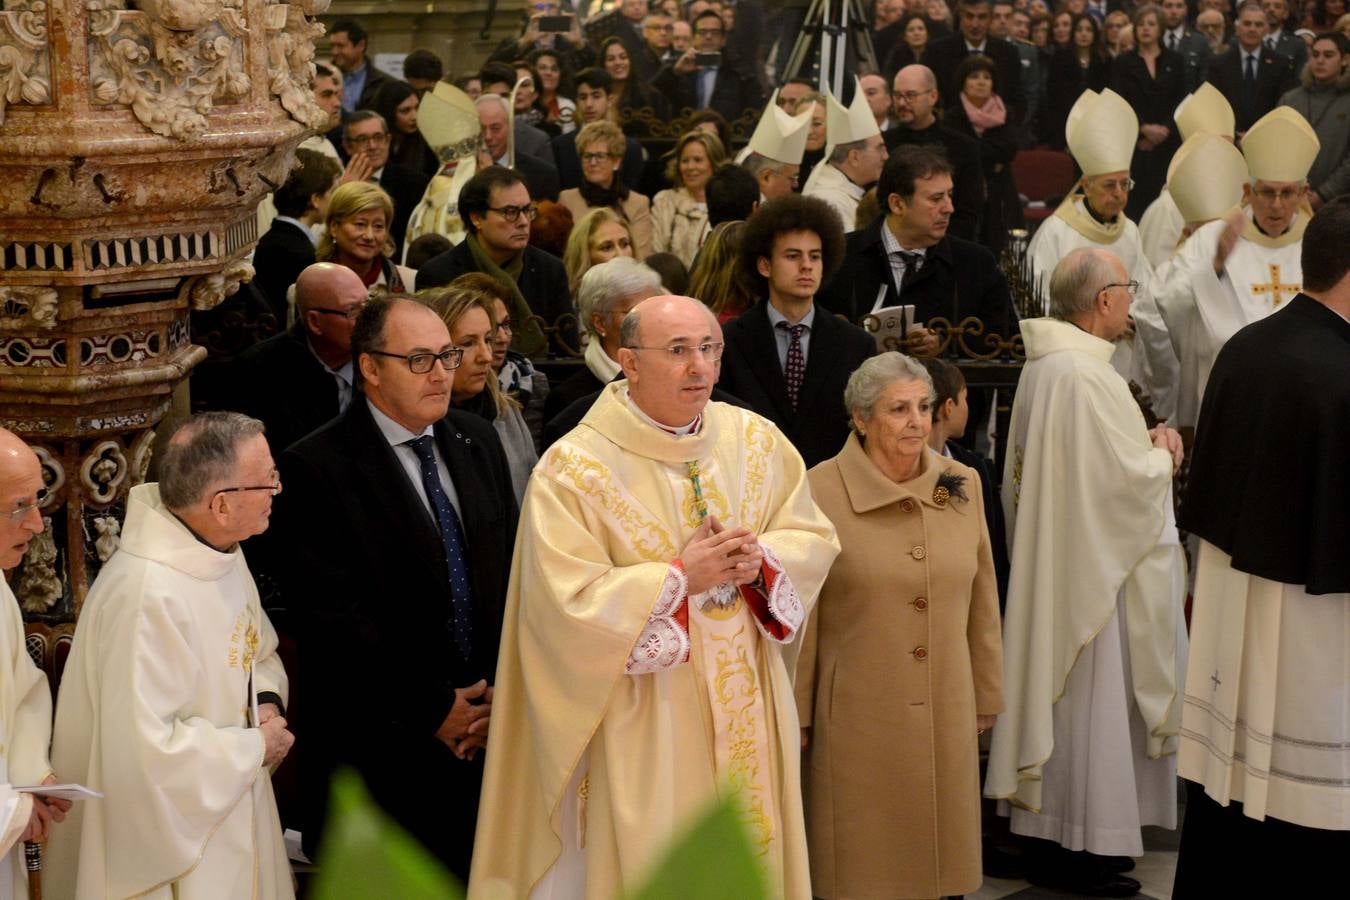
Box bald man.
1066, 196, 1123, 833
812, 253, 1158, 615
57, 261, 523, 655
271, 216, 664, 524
470, 295, 841, 899
884, 65, 985, 241
231, 262, 368, 454
0, 430, 70, 886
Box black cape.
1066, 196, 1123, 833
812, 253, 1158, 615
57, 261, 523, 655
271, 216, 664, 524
1180, 294, 1350, 595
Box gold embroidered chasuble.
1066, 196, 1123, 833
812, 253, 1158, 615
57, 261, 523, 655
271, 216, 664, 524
469, 383, 839, 899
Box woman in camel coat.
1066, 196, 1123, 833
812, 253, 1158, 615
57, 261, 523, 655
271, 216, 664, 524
798, 352, 1005, 900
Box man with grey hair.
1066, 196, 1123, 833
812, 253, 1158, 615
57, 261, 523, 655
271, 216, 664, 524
472, 293, 840, 897
544, 257, 664, 425
342, 109, 431, 257
49, 412, 294, 899
986, 247, 1188, 895
474, 92, 560, 201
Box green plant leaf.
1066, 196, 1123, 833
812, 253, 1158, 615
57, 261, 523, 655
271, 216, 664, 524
308, 768, 464, 900
626, 795, 769, 900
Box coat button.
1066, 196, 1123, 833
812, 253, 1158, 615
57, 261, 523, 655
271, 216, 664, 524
901, 498, 915, 512
913, 646, 928, 660
914, 597, 928, 611
911, 546, 926, 560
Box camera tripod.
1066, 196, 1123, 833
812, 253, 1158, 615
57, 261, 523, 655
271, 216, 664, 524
781, 0, 879, 100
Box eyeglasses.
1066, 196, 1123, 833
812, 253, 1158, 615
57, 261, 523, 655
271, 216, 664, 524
1253, 186, 1303, 203
1095, 177, 1135, 193
494, 319, 516, 335
347, 132, 389, 147
216, 481, 282, 498
310, 304, 366, 321
368, 348, 464, 373
695, 27, 725, 36
628, 341, 725, 361
581, 152, 618, 163
1100, 280, 1140, 295
486, 204, 538, 222
770, 168, 800, 185
2, 492, 44, 522
894, 90, 933, 103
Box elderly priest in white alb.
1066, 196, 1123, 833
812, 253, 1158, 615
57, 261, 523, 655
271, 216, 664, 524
48, 413, 294, 899
0, 429, 70, 898
1171, 197, 1350, 898
1153, 106, 1320, 431
986, 249, 1188, 897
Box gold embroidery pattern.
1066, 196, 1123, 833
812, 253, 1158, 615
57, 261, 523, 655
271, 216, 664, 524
1251, 263, 1300, 308
680, 469, 730, 531
241, 622, 259, 672
1012, 444, 1025, 509
711, 626, 774, 859
227, 611, 247, 669
740, 417, 774, 528
549, 447, 678, 562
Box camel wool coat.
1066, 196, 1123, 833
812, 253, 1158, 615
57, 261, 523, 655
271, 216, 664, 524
798, 435, 1004, 899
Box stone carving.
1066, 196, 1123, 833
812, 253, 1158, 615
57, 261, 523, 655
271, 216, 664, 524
128, 428, 155, 484
189, 258, 254, 310
265, 1, 329, 131
88, 0, 251, 141
16, 516, 62, 614
32, 445, 64, 502
92, 515, 121, 562
0, 0, 52, 126
81, 439, 128, 504
0, 286, 58, 328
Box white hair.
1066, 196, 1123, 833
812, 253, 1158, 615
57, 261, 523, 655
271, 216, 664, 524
843, 352, 935, 421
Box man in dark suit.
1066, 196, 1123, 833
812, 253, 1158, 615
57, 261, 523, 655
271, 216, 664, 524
342, 111, 432, 261
819, 145, 1017, 335
923, 0, 1027, 121
474, 92, 560, 202
718, 195, 876, 469
1206, 1, 1297, 133
230, 262, 366, 454
478, 62, 556, 165
551, 69, 645, 191
269, 294, 517, 879
253, 149, 339, 322
652, 10, 765, 122
886, 64, 986, 243
417, 166, 570, 355
1243, 0, 1308, 71
1160, 0, 1214, 90
328, 19, 393, 112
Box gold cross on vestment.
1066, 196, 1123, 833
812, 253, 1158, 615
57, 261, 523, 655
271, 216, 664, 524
1251, 264, 1300, 308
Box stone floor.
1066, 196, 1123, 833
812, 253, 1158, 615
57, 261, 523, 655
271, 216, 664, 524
971, 820, 1182, 899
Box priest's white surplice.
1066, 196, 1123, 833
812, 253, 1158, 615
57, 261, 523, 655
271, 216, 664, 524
47, 484, 292, 899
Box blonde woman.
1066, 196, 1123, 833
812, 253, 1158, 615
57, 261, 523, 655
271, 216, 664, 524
562, 208, 636, 297
317, 181, 416, 292
426, 279, 537, 504
688, 220, 754, 323
558, 121, 654, 260
651, 130, 725, 266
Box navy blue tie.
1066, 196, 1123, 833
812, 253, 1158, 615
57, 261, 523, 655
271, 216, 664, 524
406, 435, 474, 660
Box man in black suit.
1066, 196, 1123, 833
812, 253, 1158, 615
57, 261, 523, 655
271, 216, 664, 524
652, 10, 765, 122
342, 111, 431, 261
819, 145, 1017, 335
885, 64, 986, 242
417, 166, 570, 356
474, 92, 560, 203
269, 294, 517, 879
551, 69, 645, 191
1250, 0, 1307, 70
478, 62, 556, 165
1206, 1, 1297, 134
328, 19, 393, 112
718, 195, 876, 468
253, 149, 339, 322
230, 262, 366, 453
1160, 0, 1214, 90
923, 0, 1027, 121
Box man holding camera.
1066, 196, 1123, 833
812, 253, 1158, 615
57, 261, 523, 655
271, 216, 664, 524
652, 8, 764, 122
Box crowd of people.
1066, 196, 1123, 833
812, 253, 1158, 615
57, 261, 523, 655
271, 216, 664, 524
0, 0, 1347, 898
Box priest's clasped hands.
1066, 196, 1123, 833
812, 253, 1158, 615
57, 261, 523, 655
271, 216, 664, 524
680, 515, 764, 596
1149, 424, 1185, 474
257, 703, 295, 769
436, 681, 493, 762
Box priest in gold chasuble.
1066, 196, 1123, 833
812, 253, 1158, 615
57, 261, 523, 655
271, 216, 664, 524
469, 296, 839, 900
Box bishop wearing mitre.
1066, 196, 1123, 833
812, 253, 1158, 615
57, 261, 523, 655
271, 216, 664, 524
1154, 106, 1320, 432
48, 413, 294, 899
735, 90, 812, 202
403, 81, 482, 251
1026, 89, 1179, 422
986, 249, 1189, 896
469, 296, 839, 899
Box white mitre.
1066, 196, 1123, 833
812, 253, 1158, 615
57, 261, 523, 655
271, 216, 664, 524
1242, 107, 1320, 183
418, 81, 481, 162
1169, 132, 1247, 225
735, 89, 813, 165
1174, 82, 1235, 141
822, 78, 881, 164
1065, 89, 1138, 177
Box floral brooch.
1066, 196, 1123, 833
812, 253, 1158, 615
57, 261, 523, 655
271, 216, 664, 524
933, 470, 969, 507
